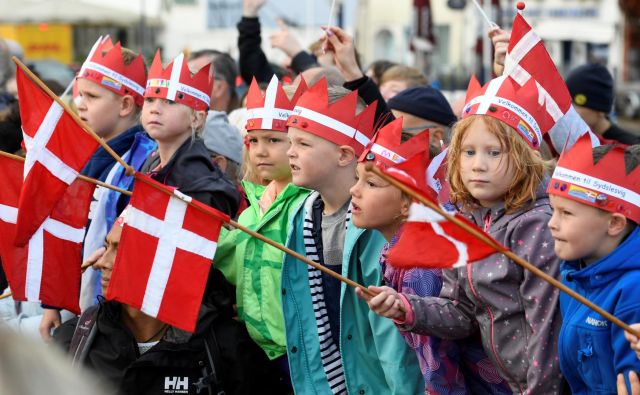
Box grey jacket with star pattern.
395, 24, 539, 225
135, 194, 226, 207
400, 184, 565, 394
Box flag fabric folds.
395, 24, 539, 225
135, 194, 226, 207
0, 155, 94, 314
383, 152, 497, 269
504, 12, 599, 152
106, 174, 229, 332
14, 66, 99, 246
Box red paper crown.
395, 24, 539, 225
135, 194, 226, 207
79, 36, 147, 106
145, 50, 213, 111
462, 75, 552, 149
359, 117, 430, 168
245, 75, 307, 132
286, 78, 377, 155
548, 134, 640, 222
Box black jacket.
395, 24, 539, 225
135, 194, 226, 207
237, 16, 318, 85
140, 138, 240, 218
54, 269, 281, 395
602, 121, 640, 145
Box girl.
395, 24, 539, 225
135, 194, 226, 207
351, 118, 511, 394
214, 75, 309, 392
361, 76, 564, 394
140, 51, 239, 216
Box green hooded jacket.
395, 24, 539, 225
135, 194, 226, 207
215, 181, 310, 360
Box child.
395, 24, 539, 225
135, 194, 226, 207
40, 37, 157, 339
350, 118, 512, 394
214, 75, 309, 391
281, 78, 423, 394
140, 51, 240, 216
546, 138, 640, 394
361, 76, 564, 393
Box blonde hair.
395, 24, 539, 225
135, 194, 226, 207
447, 115, 553, 213
379, 65, 428, 88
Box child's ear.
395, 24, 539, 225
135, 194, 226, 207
337, 145, 356, 167
119, 95, 137, 118
608, 213, 629, 237
399, 194, 412, 218
190, 110, 207, 131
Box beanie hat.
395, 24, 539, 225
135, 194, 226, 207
387, 86, 457, 126
565, 63, 613, 113
202, 111, 243, 164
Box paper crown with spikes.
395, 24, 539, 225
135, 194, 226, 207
79, 36, 147, 106
286, 78, 377, 155
145, 51, 213, 111
548, 134, 640, 223
359, 117, 430, 168
462, 75, 553, 149
245, 75, 307, 132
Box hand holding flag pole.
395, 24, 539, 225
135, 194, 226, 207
364, 161, 640, 338
12, 57, 135, 177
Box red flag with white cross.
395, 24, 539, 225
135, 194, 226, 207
0, 155, 94, 314
14, 66, 99, 246
106, 174, 229, 332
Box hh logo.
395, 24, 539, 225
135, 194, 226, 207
164, 376, 189, 394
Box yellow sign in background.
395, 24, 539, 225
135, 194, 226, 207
0, 23, 72, 64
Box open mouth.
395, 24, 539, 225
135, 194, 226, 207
290, 164, 300, 171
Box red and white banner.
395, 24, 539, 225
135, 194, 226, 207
382, 151, 497, 269
0, 155, 94, 314
15, 66, 99, 246
106, 174, 229, 332
504, 13, 599, 152
388, 202, 496, 269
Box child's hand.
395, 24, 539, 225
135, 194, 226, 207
270, 18, 304, 58
488, 27, 510, 77
321, 26, 363, 82
617, 371, 640, 395
625, 324, 640, 360
357, 285, 405, 321
242, 0, 266, 17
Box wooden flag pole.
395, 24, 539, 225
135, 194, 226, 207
0, 151, 130, 196
12, 56, 135, 176
135, 176, 376, 298
0, 292, 12, 300
365, 162, 640, 338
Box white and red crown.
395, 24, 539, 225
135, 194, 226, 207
79, 36, 147, 106
286, 78, 377, 155
548, 134, 640, 222
144, 50, 213, 111
359, 117, 430, 168
245, 75, 307, 132
462, 75, 554, 149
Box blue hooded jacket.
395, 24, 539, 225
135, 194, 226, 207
559, 226, 640, 394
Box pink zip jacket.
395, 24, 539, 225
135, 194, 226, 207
398, 184, 565, 394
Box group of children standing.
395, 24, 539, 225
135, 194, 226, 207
24, 21, 640, 395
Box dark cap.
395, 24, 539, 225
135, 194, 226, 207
565, 63, 613, 113
387, 86, 457, 126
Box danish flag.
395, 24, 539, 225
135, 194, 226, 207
15, 66, 99, 246
106, 174, 229, 332
384, 151, 496, 269
503, 12, 599, 152
0, 155, 94, 314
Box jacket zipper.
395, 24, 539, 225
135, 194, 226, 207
465, 212, 525, 394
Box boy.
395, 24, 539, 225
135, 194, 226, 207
282, 78, 422, 394
40, 36, 156, 340
547, 135, 640, 394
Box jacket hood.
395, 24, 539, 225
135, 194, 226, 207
146, 138, 240, 214
562, 225, 640, 289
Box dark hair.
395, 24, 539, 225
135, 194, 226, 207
0, 98, 22, 153
367, 60, 397, 84
189, 49, 239, 111
593, 144, 640, 174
